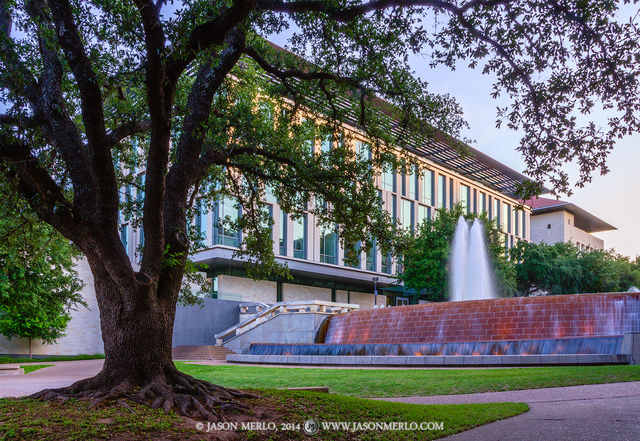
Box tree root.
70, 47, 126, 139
28, 367, 258, 420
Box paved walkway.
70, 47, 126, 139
382, 382, 640, 441
0, 359, 103, 398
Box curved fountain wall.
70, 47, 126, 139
323, 293, 640, 345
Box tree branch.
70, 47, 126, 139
133, 0, 173, 277
256, 0, 509, 21
0, 113, 43, 129
48, 0, 107, 148
166, 0, 255, 84
106, 119, 152, 147
0, 134, 78, 241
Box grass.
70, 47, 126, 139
0, 392, 528, 440
20, 364, 54, 374
177, 363, 640, 397
0, 354, 104, 365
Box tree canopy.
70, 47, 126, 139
510, 241, 640, 295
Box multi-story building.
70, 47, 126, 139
117, 128, 532, 309
523, 197, 616, 251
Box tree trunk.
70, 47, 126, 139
30, 253, 253, 419
28, 336, 32, 359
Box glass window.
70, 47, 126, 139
124, 184, 132, 220
137, 174, 145, 250
438, 175, 446, 208
522, 212, 527, 238
460, 184, 470, 213
356, 141, 371, 160
320, 224, 338, 264
408, 165, 418, 200
215, 196, 240, 247
473, 189, 477, 214
449, 178, 454, 209
494, 199, 501, 226
344, 241, 360, 268
259, 100, 273, 122
417, 205, 431, 226
279, 212, 287, 256
480, 193, 486, 214
421, 169, 434, 206
320, 133, 332, 154
381, 253, 392, 274
382, 168, 395, 192
366, 239, 376, 271
120, 225, 129, 257
292, 215, 306, 259
502, 203, 511, 232
392, 195, 397, 224
195, 199, 208, 245
265, 182, 277, 204
401, 199, 414, 231
515, 210, 520, 236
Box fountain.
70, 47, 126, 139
226, 216, 640, 366
450, 216, 495, 301
236, 293, 640, 365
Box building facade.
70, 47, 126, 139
119, 125, 533, 309
524, 197, 616, 251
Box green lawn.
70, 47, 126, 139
0, 393, 528, 440
0, 354, 104, 364
178, 363, 640, 397
20, 364, 54, 374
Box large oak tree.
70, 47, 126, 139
0, 0, 638, 418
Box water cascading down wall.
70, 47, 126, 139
248, 293, 640, 357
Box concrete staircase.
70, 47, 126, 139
172, 345, 236, 360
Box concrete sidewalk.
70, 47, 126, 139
0, 359, 103, 398
382, 382, 640, 441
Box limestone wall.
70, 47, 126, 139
217, 275, 277, 303
282, 283, 331, 302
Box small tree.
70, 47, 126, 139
397, 204, 516, 302
0, 178, 84, 358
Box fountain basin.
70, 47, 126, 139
324, 293, 640, 345
224, 293, 640, 366
248, 335, 623, 357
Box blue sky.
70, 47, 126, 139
410, 59, 639, 259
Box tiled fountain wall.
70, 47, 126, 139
323, 293, 640, 345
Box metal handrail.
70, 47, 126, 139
215, 300, 359, 345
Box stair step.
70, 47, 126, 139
172, 345, 236, 360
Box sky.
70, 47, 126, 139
413, 60, 639, 259
269, 21, 640, 259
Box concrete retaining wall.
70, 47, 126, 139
223, 313, 330, 354
172, 299, 243, 347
